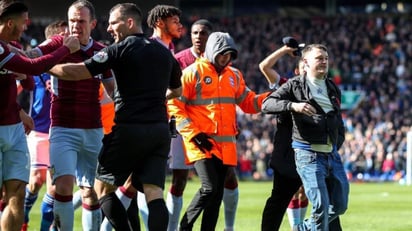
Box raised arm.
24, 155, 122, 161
259, 45, 297, 88
2, 35, 79, 75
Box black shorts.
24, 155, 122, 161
95, 122, 170, 190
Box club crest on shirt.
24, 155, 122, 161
0, 44, 4, 55
92, 51, 108, 63
204, 76, 212, 84
229, 76, 235, 87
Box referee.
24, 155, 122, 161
49, 3, 182, 230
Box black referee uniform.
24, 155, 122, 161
84, 34, 181, 231
84, 34, 181, 190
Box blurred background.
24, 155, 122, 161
20, 0, 412, 184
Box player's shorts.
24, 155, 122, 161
49, 126, 103, 187
96, 123, 170, 190
0, 122, 30, 187
27, 131, 50, 170
168, 134, 193, 170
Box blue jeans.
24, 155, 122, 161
294, 149, 349, 231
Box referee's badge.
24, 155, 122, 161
92, 51, 108, 63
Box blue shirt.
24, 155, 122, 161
30, 73, 51, 133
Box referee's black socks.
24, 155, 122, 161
99, 192, 133, 231
127, 196, 141, 231
148, 198, 168, 230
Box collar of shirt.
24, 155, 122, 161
80, 37, 94, 51
190, 47, 201, 58
150, 36, 174, 54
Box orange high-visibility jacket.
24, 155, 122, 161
99, 84, 115, 135
168, 58, 269, 166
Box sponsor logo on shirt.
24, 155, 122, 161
0, 69, 12, 75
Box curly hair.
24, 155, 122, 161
146, 4, 181, 29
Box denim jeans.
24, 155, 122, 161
294, 149, 349, 231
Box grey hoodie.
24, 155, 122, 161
204, 32, 238, 68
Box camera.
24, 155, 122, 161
282, 36, 305, 57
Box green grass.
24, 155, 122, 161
26, 179, 412, 230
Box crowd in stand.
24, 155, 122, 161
226, 13, 411, 183
22, 12, 412, 183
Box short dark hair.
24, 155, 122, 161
146, 5, 181, 29
301, 44, 328, 57
0, 0, 28, 23
110, 3, 142, 24
192, 19, 213, 32
69, 0, 96, 20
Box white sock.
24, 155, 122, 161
166, 191, 183, 231
72, 190, 82, 210
100, 217, 112, 231
300, 206, 308, 222
287, 208, 301, 228
223, 187, 239, 230
115, 187, 133, 209
82, 205, 102, 231
54, 199, 74, 231
137, 191, 149, 230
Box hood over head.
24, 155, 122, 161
204, 32, 238, 66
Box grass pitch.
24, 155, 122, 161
25, 179, 412, 230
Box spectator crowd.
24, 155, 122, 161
22, 12, 412, 183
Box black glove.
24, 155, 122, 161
192, 133, 213, 153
